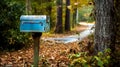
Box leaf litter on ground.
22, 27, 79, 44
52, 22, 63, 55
0, 24, 92, 67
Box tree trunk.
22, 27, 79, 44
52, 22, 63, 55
26, 0, 32, 14
114, 0, 120, 45
65, 0, 70, 31
72, 0, 78, 28
72, 8, 77, 28
94, 0, 115, 54
55, 0, 63, 33
112, 0, 120, 66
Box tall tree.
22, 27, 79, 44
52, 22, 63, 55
55, 0, 63, 33
26, 0, 32, 14
94, 0, 115, 54
65, 0, 70, 31
72, 0, 78, 28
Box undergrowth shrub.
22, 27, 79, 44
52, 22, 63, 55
0, 0, 31, 51
68, 48, 111, 67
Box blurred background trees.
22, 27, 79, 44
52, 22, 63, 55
0, 0, 120, 66
0, 0, 94, 50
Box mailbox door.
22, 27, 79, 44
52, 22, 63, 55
44, 18, 50, 32
44, 23, 49, 32
20, 20, 45, 32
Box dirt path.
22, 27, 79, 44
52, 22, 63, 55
42, 22, 94, 43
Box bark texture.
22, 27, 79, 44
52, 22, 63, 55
94, 0, 115, 53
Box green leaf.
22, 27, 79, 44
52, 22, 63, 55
97, 60, 104, 67
106, 56, 110, 59
75, 53, 81, 57
94, 56, 104, 67
83, 63, 89, 67
94, 56, 99, 61
98, 52, 103, 56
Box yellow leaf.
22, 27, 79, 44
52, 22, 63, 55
67, 5, 72, 10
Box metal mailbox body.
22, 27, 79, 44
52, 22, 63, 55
20, 15, 50, 32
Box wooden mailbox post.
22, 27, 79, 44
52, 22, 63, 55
20, 15, 50, 67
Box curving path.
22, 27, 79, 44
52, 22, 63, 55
42, 22, 94, 44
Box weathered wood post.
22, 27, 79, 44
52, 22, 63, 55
32, 32, 42, 67
20, 15, 50, 67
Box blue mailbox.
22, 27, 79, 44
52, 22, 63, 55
20, 15, 50, 32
